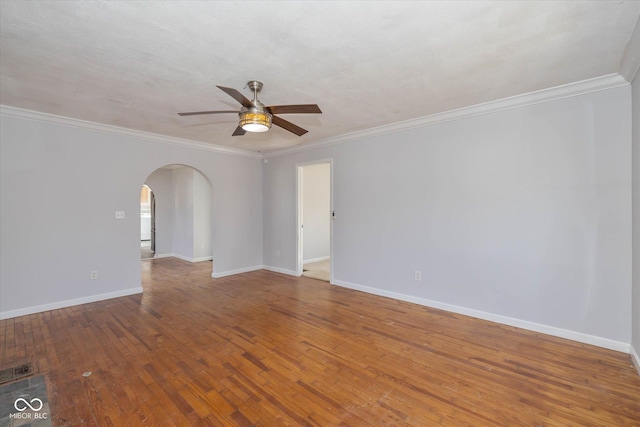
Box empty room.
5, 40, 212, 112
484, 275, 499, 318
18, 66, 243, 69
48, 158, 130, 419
1, 1, 640, 425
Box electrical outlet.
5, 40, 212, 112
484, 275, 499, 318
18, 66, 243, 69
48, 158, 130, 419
414, 271, 422, 281
276, 250, 280, 258
115, 211, 125, 219
90, 271, 98, 280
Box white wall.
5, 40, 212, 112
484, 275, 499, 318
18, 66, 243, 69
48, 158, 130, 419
0, 112, 263, 318
263, 86, 632, 348
632, 72, 640, 361
145, 168, 174, 256
302, 163, 330, 262
172, 166, 194, 260
193, 169, 212, 260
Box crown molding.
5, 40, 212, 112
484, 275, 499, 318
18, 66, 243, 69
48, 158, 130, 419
620, 15, 640, 83
0, 105, 262, 159
2, 73, 629, 161
264, 73, 629, 158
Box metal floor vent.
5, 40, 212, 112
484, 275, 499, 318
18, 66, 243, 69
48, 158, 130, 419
0, 362, 33, 385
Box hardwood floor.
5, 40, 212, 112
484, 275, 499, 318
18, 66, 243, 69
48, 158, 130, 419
1, 258, 639, 426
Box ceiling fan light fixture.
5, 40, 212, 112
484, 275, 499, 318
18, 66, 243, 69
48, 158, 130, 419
239, 110, 272, 132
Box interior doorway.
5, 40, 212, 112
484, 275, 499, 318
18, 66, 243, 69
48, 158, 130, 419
142, 165, 213, 265
140, 185, 155, 259
296, 160, 333, 282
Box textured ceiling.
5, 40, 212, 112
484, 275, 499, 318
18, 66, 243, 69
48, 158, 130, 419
1, 1, 639, 153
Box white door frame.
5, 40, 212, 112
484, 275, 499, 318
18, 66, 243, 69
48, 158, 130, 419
296, 159, 333, 282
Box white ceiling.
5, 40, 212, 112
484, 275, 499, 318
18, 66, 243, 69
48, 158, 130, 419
1, 1, 639, 153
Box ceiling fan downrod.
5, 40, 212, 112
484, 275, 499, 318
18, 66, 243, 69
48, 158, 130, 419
247, 80, 263, 103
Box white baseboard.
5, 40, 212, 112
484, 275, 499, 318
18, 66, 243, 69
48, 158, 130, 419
303, 256, 330, 264
171, 254, 192, 262
211, 265, 263, 278
170, 253, 213, 263
631, 345, 640, 376
0, 287, 143, 320
191, 256, 213, 263
262, 265, 298, 276
211, 264, 298, 278
152, 253, 173, 259
153, 253, 212, 263
332, 279, 630, 353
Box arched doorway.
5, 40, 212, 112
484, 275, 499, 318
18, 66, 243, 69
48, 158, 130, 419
141, 164, 213, 266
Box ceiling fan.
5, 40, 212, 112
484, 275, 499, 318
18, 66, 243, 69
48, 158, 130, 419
178, 81, 322, 136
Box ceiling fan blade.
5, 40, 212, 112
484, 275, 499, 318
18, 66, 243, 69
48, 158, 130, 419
272, 115, 308, 136
267, 104, 322, 114
216, 86, 253, 108
232, 126, 246, 136
178, 110, 238, 116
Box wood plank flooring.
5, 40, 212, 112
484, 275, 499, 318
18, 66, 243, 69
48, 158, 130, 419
1, 257, 639, 426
